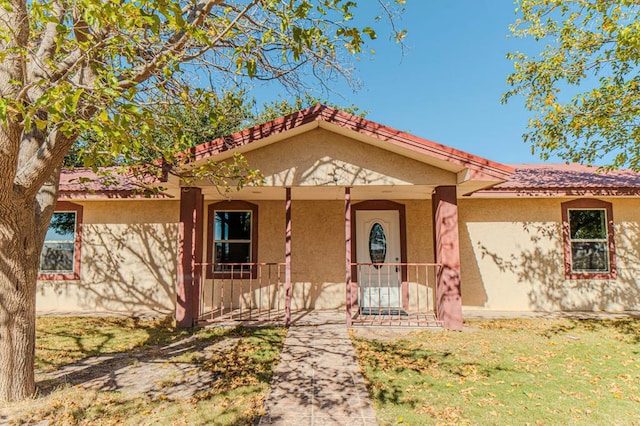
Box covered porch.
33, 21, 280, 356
171, 106, 512, 330
176, 185, 466, 330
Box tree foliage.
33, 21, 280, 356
65, 91, 366, 167
504, 0, 640, 170
1, 0, 406, 191
0, 0, 405, 401
63, 89, 255, 167
64, 91, 366, 193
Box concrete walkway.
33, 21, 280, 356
259, 312, 377, 425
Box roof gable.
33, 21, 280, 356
236, 127, 457, 188
188, 104, 513, 183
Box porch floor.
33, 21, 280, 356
197, 308, 443, 328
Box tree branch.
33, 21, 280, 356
118, 0, 256, 89
14, 127, 76, 198
34, 0, 66, 66
0, 0, 30, 199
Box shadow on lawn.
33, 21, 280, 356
35, 316, 181, 370
353, 337, 498, 408
35, 324, 283, 398
542, 318, 640, 344
0, 323, 286, 425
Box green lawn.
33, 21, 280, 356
352, 318, 640, 426
6, 316, 286, 425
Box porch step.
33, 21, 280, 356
352, 312, 443, 328
197, 308, 443, 328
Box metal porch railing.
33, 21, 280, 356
196, 262, 287, 323
350, 262, 442, 327
196, 262, 442, 327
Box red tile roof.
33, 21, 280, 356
58, 107, 640, 198
58, 168, 169, 199
473, 163, 640, 197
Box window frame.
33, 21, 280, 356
38, 201, 83, 280
206, 200, 258, 279
561, 199, 616, 280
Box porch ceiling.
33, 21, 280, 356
201, 185, 437, 201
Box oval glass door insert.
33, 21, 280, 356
369, 222, 387, 266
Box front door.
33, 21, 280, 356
356, 210, 402, 313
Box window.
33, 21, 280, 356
561, 199, 616, 279
39, 202, 82, 280
368, 222, 387, 266
207, 201, 258, 277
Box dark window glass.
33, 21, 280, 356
215, 212, 251, 240
40, 212, 76, 273
571, 241, 609, 272
568, 209, 609, 273
369, 222, 387, 264
214, 243, 251, 263
569, 210, 606, 239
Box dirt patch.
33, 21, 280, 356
34, 332, 242, 400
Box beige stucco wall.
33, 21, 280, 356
39, 196, 435, 317
201, 199, 436, 312
37, 200, 179, 315
38, 191, 640, 317
235, 128, 456, 187
459, 197, 640, 312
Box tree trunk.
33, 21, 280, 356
0, 198, 46, 401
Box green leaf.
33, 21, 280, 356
122, 104, 141, 114
0, 98, 7, 122
34, 118, 48, 130
363, 27, 377, 40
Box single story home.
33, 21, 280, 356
38, 105, 640, 330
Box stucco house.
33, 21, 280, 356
37, 105, 640, 330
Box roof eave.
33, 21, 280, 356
468, 186, 640, 197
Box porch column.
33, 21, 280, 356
285, 187, 292, 327
345, 187, 352, 326
432, 186, 463, 331
177, 187, 203, 328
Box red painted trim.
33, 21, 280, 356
193, 192, 204, 323
206, 200, 259, 279
38, 201, 83, 281
351, 200, 408, 309
177, 187, 202, 328
59, 105, 514, 198
189, 106, 326, 161
285, 188, 292, 327
185, 104, 513, 182
316, 108, 513, 180
432, 186, 463, 331
561, 199, 617, 280
345, 188, 352, 326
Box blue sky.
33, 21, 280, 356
251, 1, 548, 165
